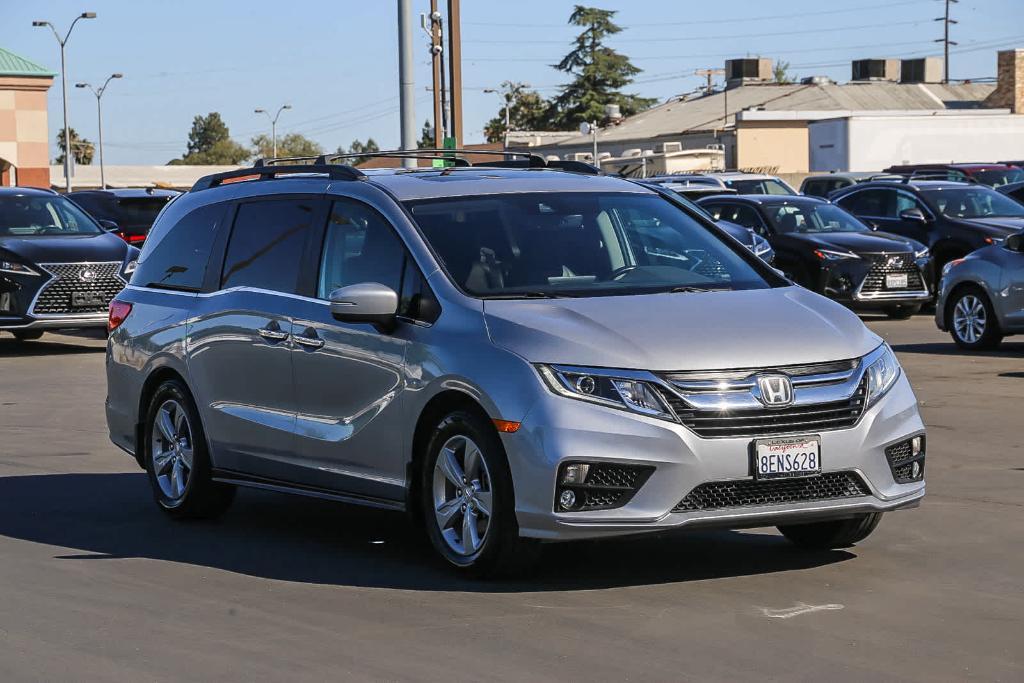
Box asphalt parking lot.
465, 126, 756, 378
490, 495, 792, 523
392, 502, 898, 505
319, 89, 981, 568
0, 317, 1021, 682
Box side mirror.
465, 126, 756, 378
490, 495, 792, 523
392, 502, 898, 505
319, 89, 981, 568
98, 219, 120, 232
1006, 232, 1024, 252
329, 282, 399, 332
899, 208, 928, 224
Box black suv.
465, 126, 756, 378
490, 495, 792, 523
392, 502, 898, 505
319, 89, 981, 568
831, 180, 1024, 271
67, 188, 180, 247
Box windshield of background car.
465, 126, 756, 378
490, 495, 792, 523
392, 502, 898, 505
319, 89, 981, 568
766, 202, 870, 234
973, 168, 1024, 188
723, 178, 796, 195
404, 192, 774, 298
0, 195, 103, 237
922, 187, 1024, 219
114, 197, 174, 229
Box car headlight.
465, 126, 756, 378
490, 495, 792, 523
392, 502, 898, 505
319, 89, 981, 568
0, 260, 40, 276
124, 259, 138, 275
537, 365, 674, 419
814, 248, 860, 261
914, 247, 929, 259
864, 344, 900, 408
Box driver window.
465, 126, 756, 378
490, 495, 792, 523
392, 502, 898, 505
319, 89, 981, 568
318, 199, 405, 299
732, 206, 768, 235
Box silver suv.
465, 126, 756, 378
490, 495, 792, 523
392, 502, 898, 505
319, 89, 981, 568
105, 153, 926, 575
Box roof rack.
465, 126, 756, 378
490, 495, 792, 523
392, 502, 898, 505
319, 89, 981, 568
191, 163, 365, 192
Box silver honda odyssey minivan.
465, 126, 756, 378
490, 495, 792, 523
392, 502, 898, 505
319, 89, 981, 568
105, 155, 926, 575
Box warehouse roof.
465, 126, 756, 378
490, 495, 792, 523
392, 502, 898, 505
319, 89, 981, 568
0, 47, 55, 78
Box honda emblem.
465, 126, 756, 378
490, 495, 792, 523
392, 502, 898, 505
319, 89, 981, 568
755, 374, 794, 407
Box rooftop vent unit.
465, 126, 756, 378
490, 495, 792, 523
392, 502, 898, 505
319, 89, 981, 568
801, 75, 834, 86
655, 141, 683, 154
851, 58, 900, 82
901, 57, 943, 84
725, 58, 772, 87
623, 148, 643, 158
567, 152, 593, 162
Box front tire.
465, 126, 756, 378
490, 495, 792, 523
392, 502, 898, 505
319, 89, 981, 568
420, 409, 539, 577
883, 304, 921, 320
143, 379, 235, 519
12, 330, 44, 341
948, 286, 1002, 350
778, 513, 882, 550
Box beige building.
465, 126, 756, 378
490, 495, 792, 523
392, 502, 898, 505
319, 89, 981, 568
0, 47, 54, 188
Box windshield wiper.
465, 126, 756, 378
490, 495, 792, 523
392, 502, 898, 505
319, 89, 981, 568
481, 291, 572, 300
668, 285, 717, 293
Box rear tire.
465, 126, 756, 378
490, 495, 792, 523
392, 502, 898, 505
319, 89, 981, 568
420, 409, 540, 577
948, 286, 1002, 350
12, 330, 43, 341
778, 512, 882, 550
883, 304, 921, 320
143, 379, 235, 520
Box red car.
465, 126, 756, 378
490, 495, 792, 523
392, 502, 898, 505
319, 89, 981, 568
883, 163, 1024, 189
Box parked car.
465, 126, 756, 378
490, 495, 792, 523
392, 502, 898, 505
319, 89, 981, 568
831, 180, 1024, 272
936, 230, 1024, 349
67, 188, 181, 247
883, 163, 1024, 188
996, 180, 1024, 206
800, 173, 902, 198
701, 171, 798, 196
634, 181, 773, 262
697, 194, 932, 318
0, 187, 139, 340
640, 175, 738, 201
106, 156, 925, 576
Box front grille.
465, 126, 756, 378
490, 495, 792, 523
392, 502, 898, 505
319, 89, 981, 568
31, 262, 125, 315
556, 463, 654, 512
860, 255, 925, 294
663, 358, 857, 386
656, 378, 867, 439
673, 471, 870, 512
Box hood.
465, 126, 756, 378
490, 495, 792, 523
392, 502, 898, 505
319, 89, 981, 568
790, 231, 920, 254
0, 231, 129, 265
485, 286, 880, 371
953, 217, 1024, 235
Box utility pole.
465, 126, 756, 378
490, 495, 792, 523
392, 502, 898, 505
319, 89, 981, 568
254, 104, 291, 159
447, 0, 463, 148
694, 68, 724, 96
75, 73, 121, 189
935, 0, 958, 83
398, 0, 417, 167
422, 3, 444, 148
32, 11, 97, 192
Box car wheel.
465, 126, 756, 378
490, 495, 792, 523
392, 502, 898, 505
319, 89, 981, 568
949, 286, 1002, 350
883, 304, 921, 320
12, 330, 44, 341
420, 409, 539, 577
778, 513, 882, 550
143, 379, 235, 519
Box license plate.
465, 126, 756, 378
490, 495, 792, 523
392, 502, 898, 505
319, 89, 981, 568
70, 292, 105, 308
753, 436, 821, 479
885, 273, 909, 289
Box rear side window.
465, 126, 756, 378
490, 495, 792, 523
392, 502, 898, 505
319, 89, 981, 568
131, 203, 223, 291
115, 197, 174, 229
221, 199, 316, 294
837, 189, 895, 217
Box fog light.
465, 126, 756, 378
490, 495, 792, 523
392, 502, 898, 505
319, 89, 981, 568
560, 463, 590, 485
911, 436, 922, 456
911, 461, 921, 478
558, 489, 576, 510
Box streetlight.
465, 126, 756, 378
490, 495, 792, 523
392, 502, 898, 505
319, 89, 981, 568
32, 11, 97, 192
76, 73, 121, 189
580, 120, 599, 169
484, 82, 529, 150
254, 104, 292, 159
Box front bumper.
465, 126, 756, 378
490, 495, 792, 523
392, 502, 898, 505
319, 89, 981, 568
0, 262, 124, 331
504, 372, 925, 541
812, 256, 934, 309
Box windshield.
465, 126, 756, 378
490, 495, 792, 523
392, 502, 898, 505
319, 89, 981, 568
723, 178, 796, 195
766, 202, 870, 234
922, 187, 1024, 219
0, 194, 102, 237
114, 197, 173, 229
405, 192, 774, 298
973, 168, 1024, 188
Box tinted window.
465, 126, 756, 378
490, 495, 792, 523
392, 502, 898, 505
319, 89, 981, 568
765, 203, 869, 234
730, 205, 767, 233
837, 189, 896, 217
724, 178, 796, 195
801, 179, 827, 197
399, 258, 440, 323
974, 168, 1024, 188
921, 187, 1024, 219
317, 199, 405, 298
114, 198, 174, 229
0, 194, 102, 237
221, 199, 315, 294
132, 203, 223, 291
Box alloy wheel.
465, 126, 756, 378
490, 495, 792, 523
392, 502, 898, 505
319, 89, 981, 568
432, 435, 493, 556
952, 294, 986, 344
150, 399, 194, 502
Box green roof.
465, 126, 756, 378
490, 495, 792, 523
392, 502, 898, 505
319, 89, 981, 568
0, 47, 56, 78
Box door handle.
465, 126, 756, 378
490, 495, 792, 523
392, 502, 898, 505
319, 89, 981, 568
258, 322, 289, 342
293, 329, 325, 350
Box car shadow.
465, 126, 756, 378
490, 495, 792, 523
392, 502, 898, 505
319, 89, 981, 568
0, 473, 853, 592
890, 341, 1024, 359
0, 337, 105, 357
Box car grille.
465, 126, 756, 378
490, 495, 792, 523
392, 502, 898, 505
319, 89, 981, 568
860, 254, 925, 294
673, 471, 870, 512
656, 378, 867, 439
31, 262, 126, 315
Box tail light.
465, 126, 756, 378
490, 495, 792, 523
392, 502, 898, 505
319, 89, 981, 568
108, 299, 133, 332
117, 232, 146, 245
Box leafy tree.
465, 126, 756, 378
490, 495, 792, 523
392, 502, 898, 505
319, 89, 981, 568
773, 59, 793, 84
335, 138, 380, 166
483, 82, 554, 143
418, 119, 435, 148
169, 112, 250, 165
251, 132, 323, 159
548, 5, 656, 129
54, 128, 94, 165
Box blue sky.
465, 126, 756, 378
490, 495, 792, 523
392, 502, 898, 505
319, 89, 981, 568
2, 0, 1021, 165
